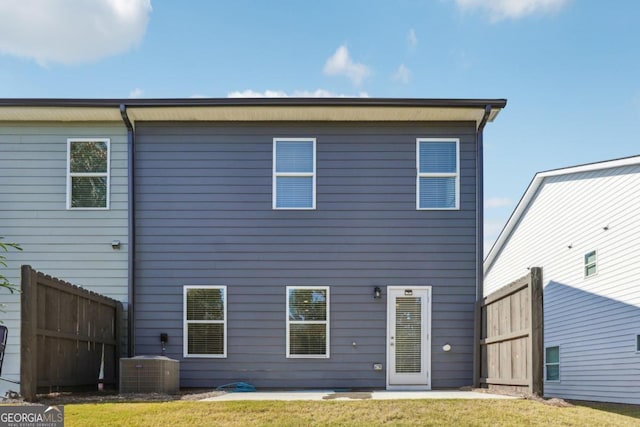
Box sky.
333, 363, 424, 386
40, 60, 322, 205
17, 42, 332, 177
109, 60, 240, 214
1, 0, 639, 253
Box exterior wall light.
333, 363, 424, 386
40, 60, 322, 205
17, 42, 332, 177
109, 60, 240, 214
443, 343, 452, 352
111, 240, 121, 249
374, 287, 382, 299
160, 333, 168, 355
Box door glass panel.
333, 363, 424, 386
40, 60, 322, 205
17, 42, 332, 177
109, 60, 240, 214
395, 296, 422, 373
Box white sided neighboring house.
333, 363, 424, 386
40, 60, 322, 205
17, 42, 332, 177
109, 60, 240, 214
484, 156, 640, 405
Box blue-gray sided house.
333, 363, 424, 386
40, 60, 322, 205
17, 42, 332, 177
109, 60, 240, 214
484, 156, 640, 404
0, 103, 129, 397
0, 98, 506, 392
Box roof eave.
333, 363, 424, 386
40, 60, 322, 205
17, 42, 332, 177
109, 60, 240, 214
0, 97, 507, 108
0, 98, 506, 126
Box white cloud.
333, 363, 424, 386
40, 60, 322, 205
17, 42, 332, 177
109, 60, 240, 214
129, 88, 144, 98
485, 197, 512, 209
228, 89, 288, 98
0, 0, 152, 66
323, 45, 370, 86
484, 218, 508, 255
227, 89, 370, 98
454, 0, 569, 21
407, 28, 418, 47
393, 64, 411, 84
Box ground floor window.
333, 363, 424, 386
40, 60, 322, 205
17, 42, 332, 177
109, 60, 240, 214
184, 286, 226, 357
545, 346, 559, 381
286, 286, 330, 358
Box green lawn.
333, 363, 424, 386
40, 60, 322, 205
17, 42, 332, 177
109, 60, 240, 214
64, 399, 640, 427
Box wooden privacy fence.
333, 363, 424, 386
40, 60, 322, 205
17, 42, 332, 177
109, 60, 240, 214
20, 265, 123, 401
478, 267, 543, 395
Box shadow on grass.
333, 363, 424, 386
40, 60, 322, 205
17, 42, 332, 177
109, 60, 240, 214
570, 401, 640, 419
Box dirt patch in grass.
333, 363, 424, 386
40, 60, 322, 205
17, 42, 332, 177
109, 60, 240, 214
472, 388, 574, 407
323, 392, 372, 400
526, 395, 573, 408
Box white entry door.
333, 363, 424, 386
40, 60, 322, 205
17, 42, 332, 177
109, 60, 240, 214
387, 286, 431, 390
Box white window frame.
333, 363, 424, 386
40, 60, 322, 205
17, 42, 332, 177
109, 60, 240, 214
416, 138, 460, 210
286, 286, 330, 358
584, 250, 597, 278
545, 345, 560, 382
273, 138, 316, 210
66, 138, 111, 210
183, 285, 227, 358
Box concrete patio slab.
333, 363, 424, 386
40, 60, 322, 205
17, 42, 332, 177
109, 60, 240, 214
200, 390, 519, 401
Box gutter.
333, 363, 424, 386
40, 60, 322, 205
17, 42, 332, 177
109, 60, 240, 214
476, 104, 491, 302
473, 105, 492, 388
0, 97, 507, 109
120, 104, 135, 357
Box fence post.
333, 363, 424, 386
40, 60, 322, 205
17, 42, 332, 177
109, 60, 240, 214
529, 267, 544, 396
115, 301, 123, 385
20, 265, 37, 402
473, 299, 482, 388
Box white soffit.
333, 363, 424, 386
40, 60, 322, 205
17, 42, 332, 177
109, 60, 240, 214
0, 105, 502, 126
126, 106, 501, 126
0, 107, 121, 122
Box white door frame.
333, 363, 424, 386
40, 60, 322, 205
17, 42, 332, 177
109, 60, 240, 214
386, 286, 432, 390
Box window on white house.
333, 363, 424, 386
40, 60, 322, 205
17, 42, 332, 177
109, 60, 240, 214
287, 286, 329, 358
273, 138, 316, 209
584, 250, 597, 277
67, 139, 110, 209
184, 286, 227, 357
417, 139, 459, 210
636, 335, 640, 352
545, 346, 560, 381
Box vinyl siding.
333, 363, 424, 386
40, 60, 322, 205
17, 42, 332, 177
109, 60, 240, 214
484, 165, 640, 404
135, 122, 479, 389
0, 123, 128, 395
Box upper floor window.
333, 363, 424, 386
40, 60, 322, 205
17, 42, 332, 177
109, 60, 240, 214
584, 250, 597, 277
67, 138, 110, 209
273, 138, 316, 209
417, 138, 459, 210
184, 286, 227, 358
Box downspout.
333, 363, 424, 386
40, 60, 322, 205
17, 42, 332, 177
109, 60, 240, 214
473, 105, 492, 388
120, 104, 135, 357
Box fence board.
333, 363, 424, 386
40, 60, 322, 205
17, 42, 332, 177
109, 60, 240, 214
20, 265, 123, 401
478, 267, 543, 395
